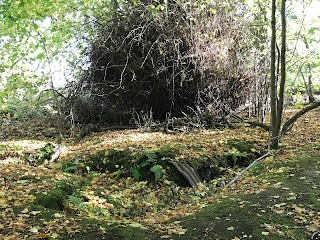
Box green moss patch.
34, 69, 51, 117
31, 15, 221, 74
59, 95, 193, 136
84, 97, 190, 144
165, 154, 320, 240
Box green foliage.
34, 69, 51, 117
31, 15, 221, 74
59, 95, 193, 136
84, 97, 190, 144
36, 143, 56, 165
25, 143, 56, 166
227, 139, 256, 153
67, 195, 87, 211
68, 195, 83, 205
222, 152, 247, 167
285, 1, 320, 95
61, 161, 78, 173
33, 178, 83, 212
150, 165, 163, 181
217, 139, 260, 168
130, 151, 164, 181
294, 92, 303, 109
83, 145, 185, 185
0, 0, 97, 126
190, 157, 207, 167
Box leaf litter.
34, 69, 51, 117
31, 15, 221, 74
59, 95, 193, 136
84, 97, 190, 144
0, 108, 319, 239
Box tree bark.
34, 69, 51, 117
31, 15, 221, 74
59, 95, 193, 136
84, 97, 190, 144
307, 62, 315, 102
37, 31, 63, 143
270, 0, 278, 148
302, 38, 315, 103
272, 0, 286, 149
281, 101, 320, 136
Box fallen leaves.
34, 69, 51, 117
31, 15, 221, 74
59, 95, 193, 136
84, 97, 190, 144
0, 108, 319, 239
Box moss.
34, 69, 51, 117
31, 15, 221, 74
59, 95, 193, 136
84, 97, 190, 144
166, 193, 306, 240
34, 188, 66, 210
298, 143, 320, 152
33, 179, 82, 211
227, 139, 257, 153
20, 175, 49, 182
165, 154, 320, 240
59, 218, 156, 240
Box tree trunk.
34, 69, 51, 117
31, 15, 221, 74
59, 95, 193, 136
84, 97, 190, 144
302, 38, 315, 103
307, 62, 315, 102
281, 101, 320, 136
270, 0, 278, 148
38, 31, 63, 143
270, 0, 287, 149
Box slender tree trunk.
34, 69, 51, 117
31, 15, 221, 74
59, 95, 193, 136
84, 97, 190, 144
276, 0, 287, 144
270, 0, 287, 149
37, 32, 63, 143
270, 0, 278, 148
303, 38, 315, 103
300, 65, 315, 103
300, 65, 308, 92
307, 62, 315, 102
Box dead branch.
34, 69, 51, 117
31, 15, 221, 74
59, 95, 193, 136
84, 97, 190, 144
224, 152, 270, 189
281, 101, 320, 136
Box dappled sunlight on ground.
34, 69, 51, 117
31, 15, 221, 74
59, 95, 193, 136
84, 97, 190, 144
0, 108, 319, 239
0, 108, 318, 165
0, 139, 47, 151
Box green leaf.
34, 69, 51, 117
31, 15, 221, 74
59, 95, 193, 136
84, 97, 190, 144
190, 195, 201, 200
36, 53, 45, 59
150, 165, 162, 180
63, 166, 78, 172
131, 168, 141, 180
17, 180, 28, 184
209, 8, 216, 14
18, 1, 25, 8
32, 23, 39, 31
68, 195, 83, 205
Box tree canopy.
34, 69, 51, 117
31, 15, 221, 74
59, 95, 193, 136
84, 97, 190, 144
0, 0, 319, 128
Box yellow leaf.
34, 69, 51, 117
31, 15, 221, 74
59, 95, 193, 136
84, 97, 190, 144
306, 225, 318, 232
51, 233, 59, 238
53, 213, 63, 218
227, 226, 235, 231
30, 227, 39, 233
160, 235, 171, 239
21, 208, 29, 213
31, 211, 41, 215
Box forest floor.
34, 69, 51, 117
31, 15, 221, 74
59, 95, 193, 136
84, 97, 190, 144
0, 108, 319, 240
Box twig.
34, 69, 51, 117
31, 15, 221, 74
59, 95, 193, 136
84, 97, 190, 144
223, 152, 271, 189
